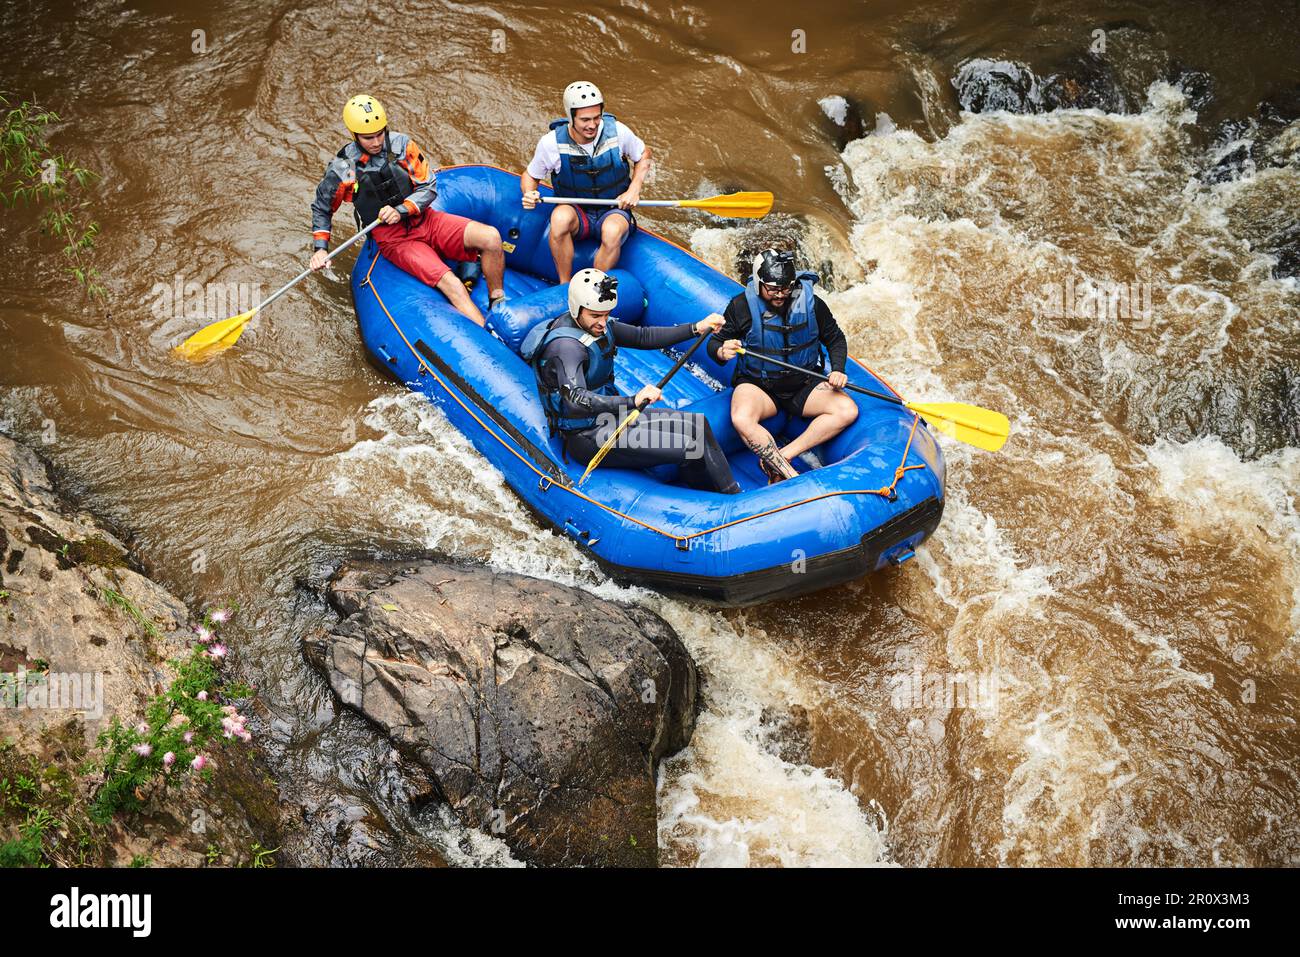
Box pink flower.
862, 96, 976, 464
195, 626, 213, 644
183, 731, 195, 744
132, 743, 152, 757
196, 691, 208, 701
135, 722, 149, 735
209, 643, 228, 660
236, 729, 252, 743
210, 608, 232, 623
163, 752, 176, 768
191, 755, 208, 771
222, 705, 237, 716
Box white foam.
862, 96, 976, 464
819, 95, 849, 126
1146, 436, 1300, 635
653, 605, 893, 867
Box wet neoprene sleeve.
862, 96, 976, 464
609, 320, 697, 349
543, 320, 698, 420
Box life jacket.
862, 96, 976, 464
520, 313, 619, 433
343, 132, 415, 227
738, 272, 824, 379
549, 113, 631, 201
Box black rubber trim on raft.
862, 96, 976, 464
411, 338, 571, 486
590, 495, 946, 605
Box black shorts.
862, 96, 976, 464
732, 372, 821, 419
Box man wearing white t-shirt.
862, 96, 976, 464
521, 81, 652, 283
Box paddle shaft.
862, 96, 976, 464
542, 197, 677, 208
717, 339, 904, 407
643, 329, 713, 407
256, 219, 380, 313
577, 328, 712, 485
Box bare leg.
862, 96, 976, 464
463, 221, 505, 300
593, 213, 631, 272
730, 383, 779, 452
435, 271, 486, 327
779, 383, 859, 460
549, 205, 581, 283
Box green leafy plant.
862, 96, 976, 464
248, 842, 278, 868
0, 832, 42, 867
0, 94, 103, 299
0, 765, 63, 868
0, 724, 107, 867
90, 609, 251, 822
1, 609, 260, 865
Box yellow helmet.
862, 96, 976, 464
343, 94, 387, 135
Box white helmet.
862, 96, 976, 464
563, 80, 604, 119
568, 268, 619, 318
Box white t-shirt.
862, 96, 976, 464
526, 118, 646, 180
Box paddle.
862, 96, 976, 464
175, 219, 382, 360
577, 328, 714, 486
722, 342, 1010, 452
541, 191, 773, 219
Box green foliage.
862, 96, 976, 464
248, 842, 278, 868
0, 731, 95, 868
0, 833, 42, 867
98, 586, 163, 643
90, 611, 252, 822
0, 94, 103, 299
1, 609, 258, 866
130, 854, 150, 868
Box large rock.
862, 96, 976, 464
0, 434, 283, 867
302, 559, 698, 867
951, 53, 1132, 118
951, 58, 1041, 114
1040, 53, 1129, 114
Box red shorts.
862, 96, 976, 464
373, 210, 475, 287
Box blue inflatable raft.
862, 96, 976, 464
350, 165, 945, 605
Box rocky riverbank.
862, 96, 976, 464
0, 434, 285, 867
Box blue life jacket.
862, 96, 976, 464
549, 113, 631, 201
738, 272, 824, 379
520, 313, 619, 433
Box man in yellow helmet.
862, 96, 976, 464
310, 95, 506, 326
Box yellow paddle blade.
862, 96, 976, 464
578, 408, 642, 485
906, 401, 1010, 452
174, 309, 257, 360
676, 191, 774, 219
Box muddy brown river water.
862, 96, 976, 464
1, 0, 1297, 865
